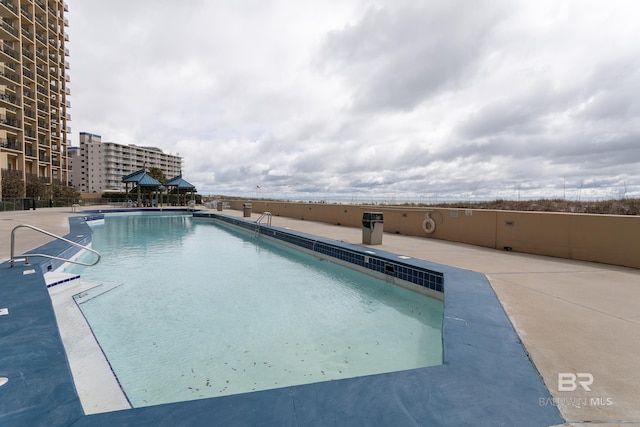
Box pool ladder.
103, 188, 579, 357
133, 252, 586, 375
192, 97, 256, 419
9, 224, 101, 268
254, 212, 272, 237
256, 212, 272, 226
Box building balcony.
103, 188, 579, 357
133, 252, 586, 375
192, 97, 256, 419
35, 16, 47, 30
0, 20, 18, 38
21, 25, 34, 39
0, 137, 22, 151
36, 84, 48, 95
1, 0, 19, 16
0, 92, 19, 106
20, 7, 32, 23
1, 43, 19, 60
0, 114, 21, 128
23, 68, 35, 81
35, 47, 46, 60
22, 48, 35, 61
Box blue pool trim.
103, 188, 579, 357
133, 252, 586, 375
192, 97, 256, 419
46, 274, 81, 288
194, 212, 444, 295
0, 211, 564, 426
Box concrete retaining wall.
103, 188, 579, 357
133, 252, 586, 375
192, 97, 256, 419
226, 200, 640, 269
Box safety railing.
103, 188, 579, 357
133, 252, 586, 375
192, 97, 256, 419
10, 224, 101, 268
256, 212, 272, 226
254, 212, 272, 237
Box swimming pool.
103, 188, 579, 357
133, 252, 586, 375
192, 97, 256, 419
66, 213, 443, 407
0, 209, 564, 426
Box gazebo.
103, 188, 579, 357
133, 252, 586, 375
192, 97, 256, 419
122, 169, 163, 207
165, 174, 196, 206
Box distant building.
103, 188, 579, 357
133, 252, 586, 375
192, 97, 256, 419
69, 132, 183, 193
0, 0, 71, 198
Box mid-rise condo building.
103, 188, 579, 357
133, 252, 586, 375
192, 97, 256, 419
70, 132, 183, 193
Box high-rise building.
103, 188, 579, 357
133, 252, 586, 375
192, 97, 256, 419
70, 132, 183, 193
0, 0, 70, 198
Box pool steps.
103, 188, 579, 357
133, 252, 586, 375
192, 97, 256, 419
45, 272, 81, 288
44, 271, 124, 304
72, 281, 123, 303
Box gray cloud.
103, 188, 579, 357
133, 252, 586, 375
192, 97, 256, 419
320, 0, 510, 112
66, 0, 640, 201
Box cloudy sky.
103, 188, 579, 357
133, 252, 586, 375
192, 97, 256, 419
66, 0, 640, 202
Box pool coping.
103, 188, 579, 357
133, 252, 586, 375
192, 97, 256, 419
0, 211, 564, 426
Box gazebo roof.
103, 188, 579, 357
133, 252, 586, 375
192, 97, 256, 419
165, 174, 196, 190
122, 169, 162, 187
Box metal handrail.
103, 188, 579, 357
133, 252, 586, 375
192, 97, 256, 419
254, 212, 272, 237
256, 212, 272, 226
10, 224, 101, 268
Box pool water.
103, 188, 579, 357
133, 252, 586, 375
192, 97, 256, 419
67, 214, 443, 407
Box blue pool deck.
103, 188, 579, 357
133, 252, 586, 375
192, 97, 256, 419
0, 209, 564, 426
